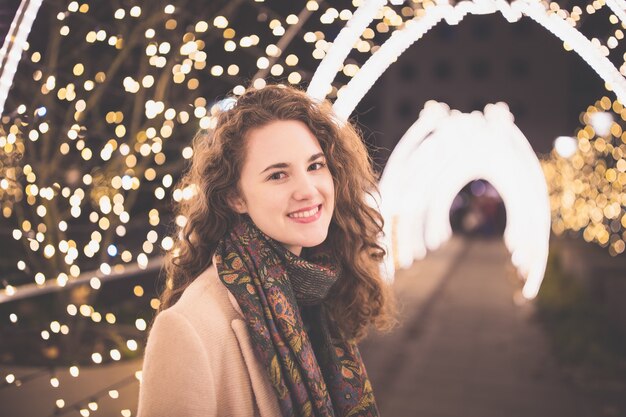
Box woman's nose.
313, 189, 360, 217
292, 173, 317, 200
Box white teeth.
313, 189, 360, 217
288, 205, 319, 218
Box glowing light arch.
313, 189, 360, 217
0, 0, 43, 115
378, 102, 550, 299
308, 0, 626, 116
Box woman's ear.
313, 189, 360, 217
227, 192, 247, 214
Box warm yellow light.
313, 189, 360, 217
73, 63, 84, 76
288, 72, 302, 84
285, 54, 299, 66
134, 285, 145, 297
150, 298, 161, 310
223, 28, 236, 39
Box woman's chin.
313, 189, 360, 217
299, 232, 330, 250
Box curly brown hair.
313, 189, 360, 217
160, 84, 395, 340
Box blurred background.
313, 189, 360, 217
1, 0, 625, 416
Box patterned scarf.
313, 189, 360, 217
214, 216, 379, 417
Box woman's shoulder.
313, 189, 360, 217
159, 264, 243, 331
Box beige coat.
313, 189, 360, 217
137, 264, 281, 417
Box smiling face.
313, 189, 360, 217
230, 119, 335, 256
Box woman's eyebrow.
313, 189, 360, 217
259, 152, 325, 175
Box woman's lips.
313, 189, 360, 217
287, 204, 322, 223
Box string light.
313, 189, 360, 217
0, 1, 379, 410
0, 0, 44, 114
543, 97, 626, 257
309, 0, 626, 120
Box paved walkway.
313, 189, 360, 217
3, 236, 623, 416
360, 236, 620, 417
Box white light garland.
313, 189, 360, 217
379, 102, 551, 299
605, 0, 626, 27
333, 10, 446, 121
516, 0, 626, 103
0, 0, 44, 115
322, 0, 626, 121
306, 0, 386, 101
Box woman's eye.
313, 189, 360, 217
268, 172, 286, 181
309, 162, 326, 171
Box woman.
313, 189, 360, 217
138, 84, 395, 417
